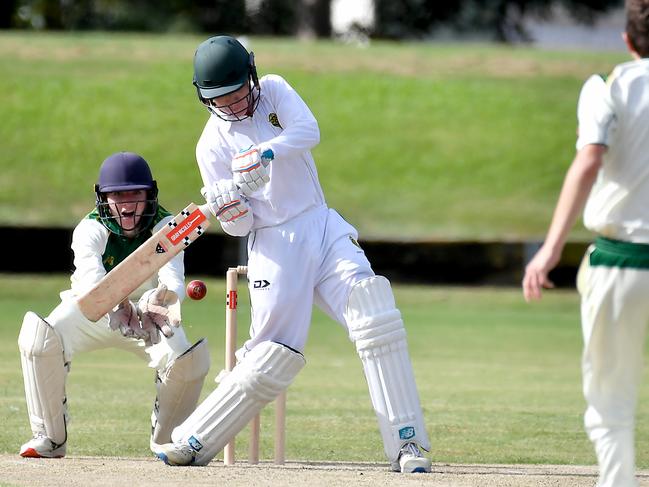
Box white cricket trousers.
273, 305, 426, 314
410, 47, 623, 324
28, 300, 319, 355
241, 205, 374, 355
578, 241, 649, 487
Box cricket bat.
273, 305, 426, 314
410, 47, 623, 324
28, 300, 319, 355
77, 202, 210, 322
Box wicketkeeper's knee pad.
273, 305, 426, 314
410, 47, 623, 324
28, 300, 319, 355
171, 340, 305, 465
18, 312, 68, 446
345, 276, 431, 462
151, 338, 210, 447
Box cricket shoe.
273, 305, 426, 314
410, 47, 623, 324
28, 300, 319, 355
20, 434, 66, 458
391, 442, 431, 473
155, 442, 196, 466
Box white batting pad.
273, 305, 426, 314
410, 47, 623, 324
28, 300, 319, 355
151, 338, 210, 447
171, 341, 305, 465
18, 312, 68, 446
345, 276, 431, 462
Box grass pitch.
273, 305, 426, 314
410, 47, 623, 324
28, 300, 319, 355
2, 274, 649, 467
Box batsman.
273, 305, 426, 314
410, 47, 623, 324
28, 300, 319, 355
18, 152, 210, 458
156, 36, 431, 473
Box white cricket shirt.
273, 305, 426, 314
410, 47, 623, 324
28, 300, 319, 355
195, 74, 326, 230
577, 59, 649, 242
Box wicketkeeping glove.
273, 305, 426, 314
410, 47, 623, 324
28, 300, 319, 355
201, 180, 251, 223
108, 299, 158, 345
137, 283, 182, 342
231, 146, 274, 196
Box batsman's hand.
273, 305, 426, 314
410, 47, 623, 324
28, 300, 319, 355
137, 283, 182, 341
231, 146, 273, 196
108, 299, 154, 343
201, 180, 251, 223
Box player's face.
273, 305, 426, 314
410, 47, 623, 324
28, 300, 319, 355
208, 84, 252, 120
105, 190, 148, 237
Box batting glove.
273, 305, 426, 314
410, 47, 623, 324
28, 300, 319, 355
137, 283, 182, 343
201, 180, 251, 223
231, 146, 273, 196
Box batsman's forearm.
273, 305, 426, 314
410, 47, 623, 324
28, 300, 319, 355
263, 118, 320, 161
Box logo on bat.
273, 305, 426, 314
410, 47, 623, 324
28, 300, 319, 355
166, 209, 207, 246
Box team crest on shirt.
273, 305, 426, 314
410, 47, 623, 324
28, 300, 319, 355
104, 255, 115, 267
268, 113, 282, 128
349, 235, 361, 249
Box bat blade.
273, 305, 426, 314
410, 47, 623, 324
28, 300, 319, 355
77, 203, 210, 322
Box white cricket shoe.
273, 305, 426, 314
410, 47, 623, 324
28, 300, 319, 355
391, 442, 431, 473
155, 442, 196, 466
20, 434, 66, 458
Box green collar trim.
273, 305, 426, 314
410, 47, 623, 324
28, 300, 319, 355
86, 205, 171, 235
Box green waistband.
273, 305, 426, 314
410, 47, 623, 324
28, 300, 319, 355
590, 236, 649, 269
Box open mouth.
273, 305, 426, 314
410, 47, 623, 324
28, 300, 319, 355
119, 209, 138, 230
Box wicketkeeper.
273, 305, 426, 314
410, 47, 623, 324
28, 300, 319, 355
156, 36, 431, 473
18, 152, 210, 458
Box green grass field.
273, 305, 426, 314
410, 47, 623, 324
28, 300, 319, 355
3, 274, 649, 466
0, 32, 628, 240
2, 31, 646, 471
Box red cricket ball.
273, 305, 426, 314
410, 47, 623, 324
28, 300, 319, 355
186, 280, 207, 300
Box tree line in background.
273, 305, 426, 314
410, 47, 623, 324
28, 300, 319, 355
0, 0, 622, 42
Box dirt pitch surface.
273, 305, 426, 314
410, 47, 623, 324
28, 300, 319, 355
2, 454, 649, 486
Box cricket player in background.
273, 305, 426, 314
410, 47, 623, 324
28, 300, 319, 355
523, 1, 649, 485
18, 151, 209, 459
156, 35, 431, 473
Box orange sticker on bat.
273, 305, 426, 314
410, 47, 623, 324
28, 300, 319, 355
166, 208, 207, 246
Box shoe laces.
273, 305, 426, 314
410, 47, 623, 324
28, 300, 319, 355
174, 443, 196, 460
400, 442, 422, 458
